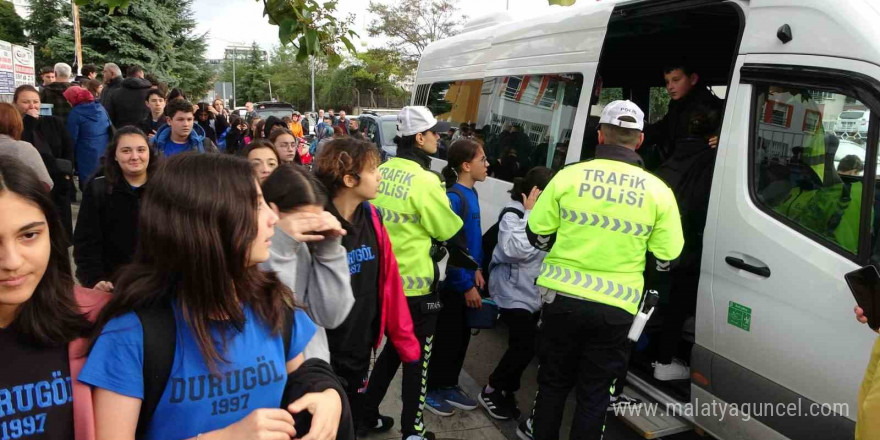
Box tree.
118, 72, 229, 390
0, 0, 26, 45
234, 42, 270, 104
367, 0, 466, 64
26, 0, 71, 69
266, 44, 326, 111
30, 0, 213, 98
548, 0, 576, 5
76, 0, 358, 64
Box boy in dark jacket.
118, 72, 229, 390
136, 89, 167, 140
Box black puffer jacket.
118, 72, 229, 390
73, 175, 146, 287
39, 82, 72, 123
103, 77, 152, 128
643, 86, 723, 170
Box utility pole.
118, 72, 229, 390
71, 0, 83, 76
268, 78, 273, 101
231, 47, 237, 108
310, 56, 316, 113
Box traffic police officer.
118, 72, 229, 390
362, 106, 460, 440
517, 100, 684, 440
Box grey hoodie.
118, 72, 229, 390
260, 226, 354, 362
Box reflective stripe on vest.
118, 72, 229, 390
376, 207, 422, 224
559, 207, 653, 237
540, 263, 642, 307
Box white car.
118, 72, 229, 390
834, 109, 870, 138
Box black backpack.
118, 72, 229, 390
480, 207, 524, 291
134, 304, 293, 439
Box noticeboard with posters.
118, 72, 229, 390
12, 44, 34, 88
0, 41, 14, 94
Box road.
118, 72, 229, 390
462, 320, 708, 440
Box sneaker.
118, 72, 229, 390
516, 418, 534, 440
357, 414, 394, 436
425, 391, 456, 416
653, 358, 690, 381
502, 391, 522, 419
479, 387, 515, 420
441, 386, 478, 410
607, 393, 642, 411
403, 432, 436, 440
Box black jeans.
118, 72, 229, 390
657, 268, 699, 364
526, 294, 632, 440
426, 286, 471, 391
489, 308, 539, 393
363, 295, 438, 437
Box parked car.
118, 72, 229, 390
834, 109, 871, 139
253, 101, 296, 120
358, 113, 399, 160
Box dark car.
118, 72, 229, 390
359, 113, 400, 160
253, 101, 296, 120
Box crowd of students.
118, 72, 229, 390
0, 84, 555, 440
5, 57, 878, 440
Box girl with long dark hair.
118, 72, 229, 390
79, 153, 344, 440
0, 156, 107, 440
313, 138, 420, 436
425, 139, 489, 415
73, 126, 157, 291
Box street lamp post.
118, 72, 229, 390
311, 56, 316, 113
231, 47, 237, 108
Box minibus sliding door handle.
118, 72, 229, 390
725, 256, 771, 278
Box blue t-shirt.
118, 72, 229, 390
79, 305, 316, 440
445, 183, 482, 293
164, 140, 190, 157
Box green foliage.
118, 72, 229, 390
29, 0, 212, 97
265, 44, 325, 110
367, 0, 466, 63
548, 0, 576, 5
25, 0, 70, 68
236, 42, 270, 103
75, 0, 359, 62
0, 0, 26, 45
649, 87, 671, 123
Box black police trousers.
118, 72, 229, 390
363, 294, 438, 437
527, 293, 633, 440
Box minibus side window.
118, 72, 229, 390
751, 85, 873, 255
426, 79, 484, 157
478, 73, 585, 180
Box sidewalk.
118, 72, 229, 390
360, 367, 507, 440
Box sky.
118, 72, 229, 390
191, 0, 556, 60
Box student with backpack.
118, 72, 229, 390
313, 137, 421, 437
0, 156, 110, 440
79, 154, 347, 440
424, 138, 489, 416
477, 167, 554, 421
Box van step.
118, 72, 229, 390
614, 387, 693, 439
